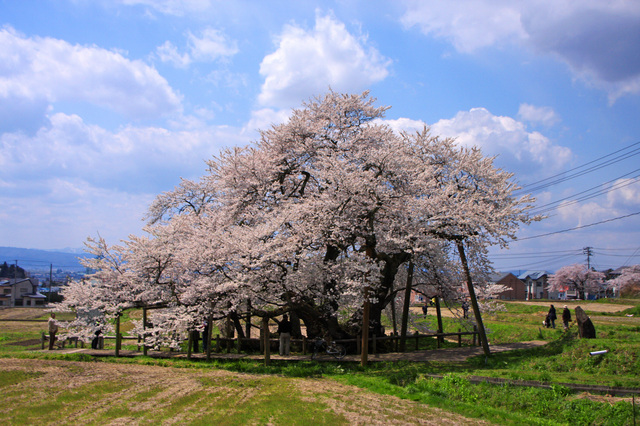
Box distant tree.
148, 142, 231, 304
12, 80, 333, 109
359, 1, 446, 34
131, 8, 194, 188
548, 264, 605, 300
607, 265, 640, 297
0, 262, 26, 279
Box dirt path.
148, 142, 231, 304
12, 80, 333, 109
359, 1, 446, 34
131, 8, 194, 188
0, 358, 489, 425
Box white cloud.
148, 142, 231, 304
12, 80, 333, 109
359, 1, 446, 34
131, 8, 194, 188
0, 177, 154, 249
400, 0, 525, 53
518, 104, 559, 127
188, 28, 238, 61
258, 13, 391, 108
156, 41, 191, 68
244, 108, 292, 135
429, 107, 572, 175
157, 28, 238, 68
400, 0, 640, 100
0, 26, 182, 120
383, 108, 571, 178
119, 0, 215, 16
607, 178, 640, 207
0, 112, 249, 195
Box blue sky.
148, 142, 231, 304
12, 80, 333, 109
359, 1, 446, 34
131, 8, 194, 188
1, 0, 639, 273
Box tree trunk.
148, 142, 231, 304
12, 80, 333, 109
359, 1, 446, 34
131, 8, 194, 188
456, 242, 491, 357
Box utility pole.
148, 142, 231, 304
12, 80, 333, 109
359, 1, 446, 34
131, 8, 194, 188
49, 264, 53, 304
583, 247, 593, 270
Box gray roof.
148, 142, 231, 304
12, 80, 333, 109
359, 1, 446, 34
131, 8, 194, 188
517, 271, 548, 280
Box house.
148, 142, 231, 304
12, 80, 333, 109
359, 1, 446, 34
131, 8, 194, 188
488, 272, 526, 300
0, 278, 47, 307
518, 271, 550, 300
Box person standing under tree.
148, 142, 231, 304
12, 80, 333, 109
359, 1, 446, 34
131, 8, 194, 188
48, 313, 58, 350
422, 303, 428, 317
562, 305, 571, 330
548, 305, 557, 329
276, 314, 292, 356
461, 300, 470, 319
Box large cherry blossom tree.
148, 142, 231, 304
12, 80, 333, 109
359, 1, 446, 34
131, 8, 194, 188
548, 263, 606, 300
61, 91, 538, 344
607, 265, 640, 297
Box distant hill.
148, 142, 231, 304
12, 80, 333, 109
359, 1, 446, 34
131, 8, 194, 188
0, 247, 92, 272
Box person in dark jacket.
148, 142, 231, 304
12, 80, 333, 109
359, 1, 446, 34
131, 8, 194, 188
562, 305, 571, 330
276, 314, 292, 356
548, 305, 557, 329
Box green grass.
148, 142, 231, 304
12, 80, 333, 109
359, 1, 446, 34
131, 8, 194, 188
1, 300, 639, 425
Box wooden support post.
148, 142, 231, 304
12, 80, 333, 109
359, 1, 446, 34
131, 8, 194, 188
434, 296, 444, 345
361, 287, 370, 367
414, 331, 419, 350
356, 334, 361, 355
41, 332, 45, 350
115, 314, 121, 357
262, 317, 270, 366
245, 299, 252, 339
142, 308, 148, 356
458, 328, 462, 347
215, 334, 220, 353
302, 336, 307, 355
187, 331, 193, 359
206, 311, 213, 361
399, 260, 414, 352
457, 242, 491, 357
390, 294, 398, 335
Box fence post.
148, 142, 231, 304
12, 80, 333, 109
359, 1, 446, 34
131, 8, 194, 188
302, 336, 307, 355
215, 334, 220, 352
187, 331, 193, 359
414, 331, 419, 350
356, 334, 361, 355
458, 328, 462, 347
436, 332, 441, 348
473, 325, 477, 346
372, 334, 377, 355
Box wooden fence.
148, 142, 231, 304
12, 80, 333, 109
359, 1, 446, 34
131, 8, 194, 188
42, 327, 480, 357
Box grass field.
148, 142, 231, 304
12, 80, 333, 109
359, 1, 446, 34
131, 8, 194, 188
1, 299, 639, 425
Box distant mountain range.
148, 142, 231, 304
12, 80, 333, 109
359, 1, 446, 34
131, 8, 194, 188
0, 247, 92, 272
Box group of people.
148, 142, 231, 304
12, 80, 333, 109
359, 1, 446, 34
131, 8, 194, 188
544, 304, 572, 330
422, 298, 470, 319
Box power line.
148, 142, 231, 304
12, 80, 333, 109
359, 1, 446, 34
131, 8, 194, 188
516, 140, 640, 194
516, 210, 640, 241
529, 170, 640, 215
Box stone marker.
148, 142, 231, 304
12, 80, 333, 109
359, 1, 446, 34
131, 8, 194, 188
575, 306, 596, 339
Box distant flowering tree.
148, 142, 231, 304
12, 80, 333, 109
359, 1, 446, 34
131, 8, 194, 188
607, 265, 640, 297
61, 91, 538, 343
548, 264, 606, 300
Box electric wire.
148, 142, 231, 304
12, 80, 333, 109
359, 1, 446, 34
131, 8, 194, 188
529, 170, 640, 215
515, 140, 640, 194
516, 210, 640, 241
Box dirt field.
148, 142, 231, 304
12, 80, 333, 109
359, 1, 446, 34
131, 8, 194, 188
0, 358, 487, 425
